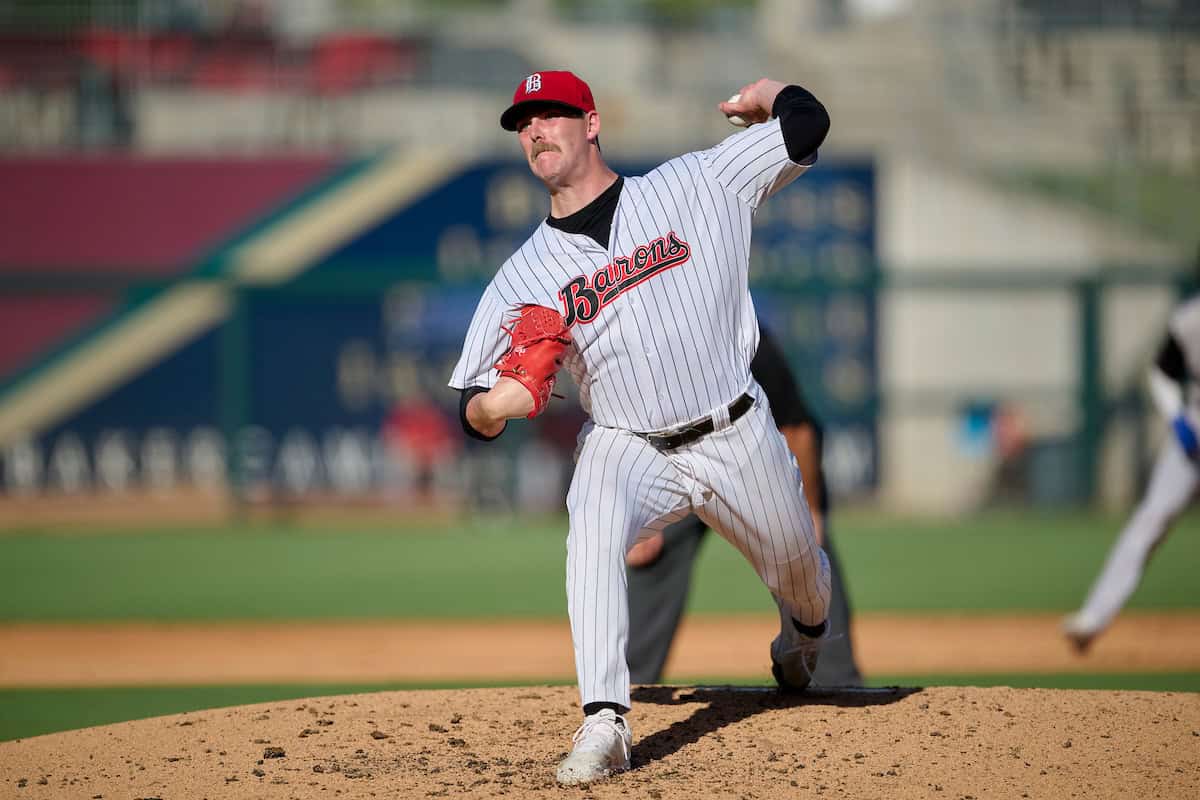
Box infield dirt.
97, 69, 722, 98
3, 612, 1200, 685
2, 684, 1198, 799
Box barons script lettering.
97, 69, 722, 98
558, 231, 692, 325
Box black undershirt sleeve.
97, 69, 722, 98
1156, 333, 1188, 383
459, 386, 504, 441
772, 84, 830, 165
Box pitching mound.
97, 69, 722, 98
2, 685, 1197, 798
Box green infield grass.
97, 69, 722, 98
0, 681, 564, 743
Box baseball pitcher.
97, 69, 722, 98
449, 70, 832, 784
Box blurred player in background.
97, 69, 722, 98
626, 324, 862, 685
1063, 291, 1200, 652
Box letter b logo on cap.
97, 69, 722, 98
524, 73, 542, 94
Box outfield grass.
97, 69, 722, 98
0, 509, 1197, 620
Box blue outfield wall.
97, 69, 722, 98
0, 157, 877, 504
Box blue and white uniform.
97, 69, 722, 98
1067, 294, 1200, 645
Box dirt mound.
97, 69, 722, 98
2, 685, 1197, 799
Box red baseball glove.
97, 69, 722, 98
493, 304, 572, 419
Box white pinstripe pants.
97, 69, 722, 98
566, 386, 831, 708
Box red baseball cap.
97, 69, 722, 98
500, 71, 596, 131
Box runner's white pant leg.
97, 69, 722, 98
1078, 437, 1198, 629
566, 424, 689, 709
688, 400, 831, 627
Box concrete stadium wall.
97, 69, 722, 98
875, 152, 1181, 513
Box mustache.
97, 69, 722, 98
531, 142, 560, 157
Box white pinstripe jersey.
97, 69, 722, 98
449, 118, 813, 433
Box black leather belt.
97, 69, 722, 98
637, 393, 754, 452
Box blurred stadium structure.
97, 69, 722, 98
0, 0, 1197, 520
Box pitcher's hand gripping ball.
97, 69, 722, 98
725, 93, 750, 127
494, 304, 572, 418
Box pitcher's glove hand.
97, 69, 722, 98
493, 304, 572, 419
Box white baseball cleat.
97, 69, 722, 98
555, 708, 632, 785
1062, 612, 1102, 654
770, 597, 827, 691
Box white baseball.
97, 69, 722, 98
725, 93, 749, 127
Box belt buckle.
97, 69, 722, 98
651, 421, 704, 452
644, 420, 689, 452
646, 429, 680, 452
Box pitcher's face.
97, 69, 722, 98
516, 107, 595, 187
